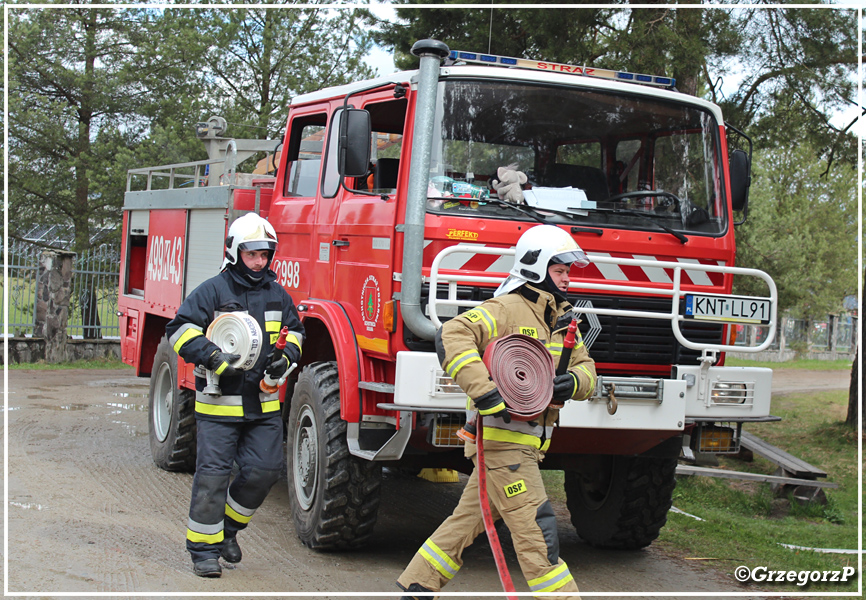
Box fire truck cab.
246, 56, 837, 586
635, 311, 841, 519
119, 39, 777, 552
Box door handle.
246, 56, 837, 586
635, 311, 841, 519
332, 240, 350, 247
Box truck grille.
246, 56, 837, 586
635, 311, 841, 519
411, 285, 723, 366
570, 294, 723, 366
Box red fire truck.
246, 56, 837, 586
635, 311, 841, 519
118, 40, 777, 552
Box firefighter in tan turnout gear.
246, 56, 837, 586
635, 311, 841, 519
166, 213, 304, 578
397, 225, 596, 599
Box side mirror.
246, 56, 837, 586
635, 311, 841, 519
729, 148, 751, 213
338, 109, 371, 178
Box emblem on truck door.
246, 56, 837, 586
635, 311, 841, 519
361, 275, 381, 331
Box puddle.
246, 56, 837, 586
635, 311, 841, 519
89, 378, 148, 389
32, 403, 90, 411
111, 392, 147, 399
106, 401, 146, 411
4, 406, 21, 412
10, 501, 46, 511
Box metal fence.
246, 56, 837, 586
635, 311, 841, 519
2, 241, 120, 339
3, 241, 40, 337
69, 244, 120, 339
734, 314, 858, 354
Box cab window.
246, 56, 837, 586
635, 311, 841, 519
283, 114, 326, 198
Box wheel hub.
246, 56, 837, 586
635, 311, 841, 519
298, 426, 314, 485
293, 405, 318, 511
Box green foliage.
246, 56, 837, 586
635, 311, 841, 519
175, 5, 377, 138
733, 144, 857, 317
8, 3, 378, 247
8, 5, 172, 253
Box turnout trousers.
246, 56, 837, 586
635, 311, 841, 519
186, 416, 283, 563
398, 445, 580, 599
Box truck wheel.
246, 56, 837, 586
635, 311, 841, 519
287, 361, 382, 550
564, 455, 677, 550
148, 336, 197, 472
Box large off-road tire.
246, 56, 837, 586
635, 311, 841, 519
148, 336, 197, 472
287, 361, 382, 550
564, 455, 677, 550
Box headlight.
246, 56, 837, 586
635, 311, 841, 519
711, 381, 748, 404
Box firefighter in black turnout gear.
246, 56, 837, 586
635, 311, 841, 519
166, 213, 304, 578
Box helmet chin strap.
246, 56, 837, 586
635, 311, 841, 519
232, 254, 272, 282
541, 269, 568, 302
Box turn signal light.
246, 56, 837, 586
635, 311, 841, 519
694, 426, 736, 454
383, 300, 396, 333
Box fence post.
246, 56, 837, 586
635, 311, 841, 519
34, 250, 76, 363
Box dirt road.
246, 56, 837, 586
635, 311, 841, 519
4, 367, 849, 599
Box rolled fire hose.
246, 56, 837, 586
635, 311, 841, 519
202, 312, 263, 396
482, 333, 555, 421
477, 334, 555, 598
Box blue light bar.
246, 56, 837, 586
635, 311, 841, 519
448, 50, 676, 89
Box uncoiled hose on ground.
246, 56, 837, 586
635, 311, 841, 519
482, 333, 555, 421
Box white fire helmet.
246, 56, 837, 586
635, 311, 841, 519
222, 213, 278, 270
494, 225, 589, 297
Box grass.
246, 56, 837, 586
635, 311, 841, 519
725, 357, 853, 370
6, 357, 131, 370
659, 389, 860, 595
542, 387, 860, 595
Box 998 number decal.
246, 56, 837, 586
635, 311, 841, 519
273, 259, 301, 289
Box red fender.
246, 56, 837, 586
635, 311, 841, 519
297, 299, 363, 422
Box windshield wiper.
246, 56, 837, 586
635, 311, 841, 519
483, 198, 552, 224
594, 191, 690, 244
605, 207, 689, 244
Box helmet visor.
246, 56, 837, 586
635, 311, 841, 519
238, 241, 276, 253
550, 249, 589, 268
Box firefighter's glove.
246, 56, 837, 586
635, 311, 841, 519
265, 355, 288, 379
474, 388, 511, 424
283, 342, 301, 368
552, 372, 578, 404
207, 351, 241, 377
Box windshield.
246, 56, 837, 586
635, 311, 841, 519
426, 79, 727, 236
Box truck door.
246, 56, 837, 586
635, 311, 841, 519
332, 94, 407, 355
270, 109, 326, 301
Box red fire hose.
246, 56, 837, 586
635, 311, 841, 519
476, 415, 517, 599
482, 334, 555, 421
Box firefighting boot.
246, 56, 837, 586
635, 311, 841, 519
221, 536, 242, 564
398, 582, 435, 600
193, 558, 222, 578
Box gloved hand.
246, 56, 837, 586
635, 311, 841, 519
207, 350, 241, 376
473, 387, 511, 423
552, 372, 578, 403
283, 342, 301, 368
264, 355, 288, 379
